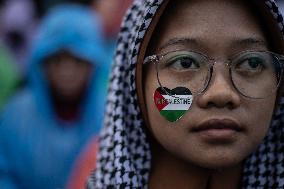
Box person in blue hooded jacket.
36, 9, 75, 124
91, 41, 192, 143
0, 4, 110, 189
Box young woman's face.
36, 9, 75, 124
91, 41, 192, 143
143, 0, 277, 169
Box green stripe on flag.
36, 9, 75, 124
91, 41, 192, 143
160, 110, 187, 122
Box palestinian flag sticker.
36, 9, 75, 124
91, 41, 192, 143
154, 87, 193, 122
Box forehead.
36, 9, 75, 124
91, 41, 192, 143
150, 0, 269, 55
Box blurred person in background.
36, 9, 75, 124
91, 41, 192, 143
33, 0, 92, 17
66, 137, 99, 189
0, 44, 20, 111
65, 1, 133, 188
0, 4, 109, 189
92, 0, 133, 57
0, 0, 37, 76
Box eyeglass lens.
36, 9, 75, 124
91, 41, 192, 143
156, 51, 281, 98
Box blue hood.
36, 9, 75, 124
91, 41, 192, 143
28, 4, 110, 128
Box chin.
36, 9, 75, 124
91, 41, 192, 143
191, 152, 245, 170
199, 159, 241, 170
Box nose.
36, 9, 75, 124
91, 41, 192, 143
197, 65, 241, 109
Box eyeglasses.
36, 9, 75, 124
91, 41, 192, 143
144, 50, 284, 99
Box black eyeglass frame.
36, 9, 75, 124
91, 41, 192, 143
144, 50, 284, 99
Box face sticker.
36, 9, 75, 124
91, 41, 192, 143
154, 87, 193, 122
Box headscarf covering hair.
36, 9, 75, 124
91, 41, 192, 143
87, 0, 284, 188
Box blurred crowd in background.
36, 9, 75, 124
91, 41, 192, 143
0, 0, 283, 189
0, 0, 132, 188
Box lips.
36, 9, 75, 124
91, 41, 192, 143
191, 119, 243, 141
192, 119, 243, 133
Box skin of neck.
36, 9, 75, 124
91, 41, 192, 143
148, 138, 243, 189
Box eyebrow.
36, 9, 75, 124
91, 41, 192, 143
158, 37, 268, 51
158, 37, 198, 51
232, 38, 267, 47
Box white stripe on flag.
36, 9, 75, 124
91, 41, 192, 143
161, 95, 192, 111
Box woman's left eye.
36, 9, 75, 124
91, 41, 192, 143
235, 57, 264, 73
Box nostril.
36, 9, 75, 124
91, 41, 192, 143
207, 101, 215, 108
227, 102, 236, 109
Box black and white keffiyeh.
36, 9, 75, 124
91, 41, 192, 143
87, 0, 284, 188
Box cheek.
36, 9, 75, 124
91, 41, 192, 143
144, 66, 212, 167
144, 66, 193, 159
244, 96, 276, 147
144, 64, 170, 129
145, 92, 205, 168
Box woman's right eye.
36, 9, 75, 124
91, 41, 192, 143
167, 56, 200, 71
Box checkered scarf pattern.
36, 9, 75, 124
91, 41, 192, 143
87, 0, 284, 188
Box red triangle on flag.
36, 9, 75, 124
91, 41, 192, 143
154, 89, 169, 111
